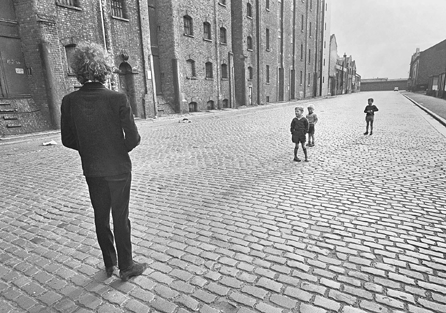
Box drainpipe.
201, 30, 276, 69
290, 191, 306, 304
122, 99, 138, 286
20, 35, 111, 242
39, 39, 60, 129
99, 0, 107, 50
213, 0, 221, 109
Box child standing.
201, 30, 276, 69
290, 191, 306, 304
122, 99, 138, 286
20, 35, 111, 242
364, 98, 379, 135
306, 104, 318, 146
290, 106, 309, 162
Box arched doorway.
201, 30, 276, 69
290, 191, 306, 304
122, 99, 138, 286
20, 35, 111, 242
118, 62, 137, 115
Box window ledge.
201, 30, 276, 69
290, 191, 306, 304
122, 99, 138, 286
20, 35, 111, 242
218, 3, 227, 7
220, 42, 227, 45
205, 77, 213, 80
266, 48, 271, 52
187, 76, 198, 80
221, 78, 228, 81
184, 34, 194, 38
247, 16, 253, 19
112, 16, 129, 22
56, 3, 82, 11
247, 48, 253, 52
203, 38, 212, 42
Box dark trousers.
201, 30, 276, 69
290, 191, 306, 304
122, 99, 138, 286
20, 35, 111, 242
85, 173, 133, 270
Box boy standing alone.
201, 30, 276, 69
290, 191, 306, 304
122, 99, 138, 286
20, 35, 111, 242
364, 98, 379, 135
290, 106, 309, 162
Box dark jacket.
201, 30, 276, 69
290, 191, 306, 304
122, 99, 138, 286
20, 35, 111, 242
61, 82, 140, 177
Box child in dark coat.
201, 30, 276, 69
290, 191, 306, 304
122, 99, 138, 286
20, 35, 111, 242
364, 98, 379, 135
290, 106, 309, 162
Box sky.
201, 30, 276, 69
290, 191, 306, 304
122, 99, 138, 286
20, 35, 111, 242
330, 0, 446, 79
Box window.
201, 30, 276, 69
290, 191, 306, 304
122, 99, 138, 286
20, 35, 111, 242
300, 71, 303, 85
323, 58, 325, 66
308, 49, 311, 64
308, 73, 311, 86
247, 3, 252, 17
301, 15, 304, 32
309, 22, 312, 37
65, 44, 76, 74
221, 63, 228, 79
310, 0, 313, 10
57, 0, 79, 7
220, 27, 227, 44
111, 0, 125, 18
222, 99, 229, 108
266, 65, 270, 83
205, 62, 213, 78
266, 28, 270, 50
203, 22, 211, 40
248, 66, 253, 80
189, 102, 197, 112
184, 15, 193, 36
247, 36, 253, 50
266, 0, 270, 10
186, 59, 196, 78
300, 43, 303, 60
207, 100, 215, 110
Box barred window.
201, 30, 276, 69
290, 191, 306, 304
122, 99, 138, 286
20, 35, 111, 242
205, 62, 213, 78
221, 63, 228, 79
266, 28, 270, 50
203, 22, 211, 40
111, 0, 125, 18
247, 3, 252, 17
247, 36, 253, 50
57, 0, 79, 7
184, 15, 193, 36
186, 59, 196, 78
220, 27, 227, 44
248, 66, 253, 80
65, 44, 76, 74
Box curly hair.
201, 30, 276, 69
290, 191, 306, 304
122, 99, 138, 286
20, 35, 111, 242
70, 41, 113, 84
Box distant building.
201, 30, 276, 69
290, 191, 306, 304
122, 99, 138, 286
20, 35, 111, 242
408, 39, 446, 99
360, 78, 408, 91
327, 35, 359, 95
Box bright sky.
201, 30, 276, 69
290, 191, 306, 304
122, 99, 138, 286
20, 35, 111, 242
330, 0, 446, 79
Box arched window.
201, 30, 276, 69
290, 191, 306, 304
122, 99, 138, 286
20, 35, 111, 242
186, 59, 196, 78
207, 100, 215, 110
189, 102, 197, 112
220, 27, 227, 44
203, 22, 211, 40
247, 36, 253, 50
205, 62, 213, 78
184, 15, 193, 36
247, 3, 252, 17
221, 63, 228, 79
222, 99, 229, 108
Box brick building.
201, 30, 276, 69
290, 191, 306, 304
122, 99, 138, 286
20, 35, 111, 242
1, 0, 331, 136
408, 39, 446, 99
0, 0, 155, 137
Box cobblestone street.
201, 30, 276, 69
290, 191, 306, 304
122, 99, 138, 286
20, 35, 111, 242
1, 91, 446, 313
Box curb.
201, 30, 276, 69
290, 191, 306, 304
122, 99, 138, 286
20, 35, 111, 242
402, 94, 446, 128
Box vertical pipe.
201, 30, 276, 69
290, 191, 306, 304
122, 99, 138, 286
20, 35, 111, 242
213, 0, 221, 109
39, 41, 60, 129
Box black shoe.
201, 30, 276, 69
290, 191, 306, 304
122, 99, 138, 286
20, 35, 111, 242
106, 266, 115, 278
370, 132, 373, 135
364, 132, 368, 135
294, 158, 301, 162
304, 158, 309, 162
120, 262, 148, 281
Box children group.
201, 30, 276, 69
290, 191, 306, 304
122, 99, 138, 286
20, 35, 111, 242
290, 98, 378, 162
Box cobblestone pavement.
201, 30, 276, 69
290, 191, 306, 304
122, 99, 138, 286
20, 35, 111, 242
1, 91, 446, 313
